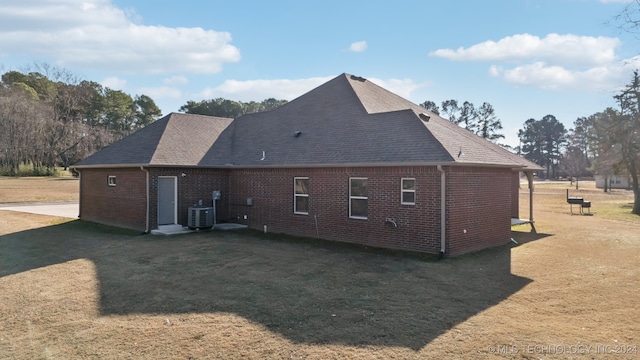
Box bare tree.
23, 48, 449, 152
0, 88, 54, 175
611, 71, 640, 214
613, 0, 640, 36
1, 65, 164, 175
560, 146, 589, 189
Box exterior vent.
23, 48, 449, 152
188, 206, 214, 229
350, 75, 366, 82
419, 113, 430, 122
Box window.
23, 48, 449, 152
294, 177, 309, 214
108, 175, 116, 187
349, 177, 368, 219
401, 178, 416, 205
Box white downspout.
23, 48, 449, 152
75, 169, 81, 219
437, 165, 446, 258
140, 166, 150, 233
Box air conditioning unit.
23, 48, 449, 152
188, 206, 214, 230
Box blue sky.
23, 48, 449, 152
1, 0, 638, 147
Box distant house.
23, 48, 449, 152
73, 73, 541, 256
595, 174, 632, 190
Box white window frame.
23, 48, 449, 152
294, 177, 309, 215
401, 178, 416, 205
349, 177, 368, 220
108, 175, 116, 187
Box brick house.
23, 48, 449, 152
73, 73, 541, 256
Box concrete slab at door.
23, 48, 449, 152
158, 176, 177, 225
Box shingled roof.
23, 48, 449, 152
74, 113, 233, 167
200, 73, 541, 170
75, 73, 541, 170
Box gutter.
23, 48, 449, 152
140, 166, 150, 233
437, 165, 446, 259
72, 161, 529, 170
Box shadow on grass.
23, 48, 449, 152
511, 230, 553, 245
1, 220, 532, 350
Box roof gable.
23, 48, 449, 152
151, 113, 232, 166
74, 113, 232, 167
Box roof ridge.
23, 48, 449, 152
170, 112, 233, 121
342, 73, 370, 115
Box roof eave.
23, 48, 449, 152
71, 163, 152, 169
73, 161, 539, 170
192, 161, 532, 169
72, 160, 539, 171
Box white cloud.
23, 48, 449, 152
197, 75, 427, 102
367, 77, 428, 99
0, 0, 240, 74
163, 76, 189, 86
348, 41, 368, 53
431, 33, 619, 66
433, 32, 635, 91
489, 57, 640, 90
102, 76, 127, 89
198, 76, 335, 101
491, 63, 577, 90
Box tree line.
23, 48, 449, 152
179, 97, 288, 117
511, 2, 640, 215
515, 73, 639, 214
0, 65, 289, 176
0, 65, 161, 175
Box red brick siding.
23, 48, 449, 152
511, 171, 520, 218
227, 166, 443, 254
148, 168, 229, 229
79, 168, 147, 231
79, 165, 515, 256
445, 167, 513, 255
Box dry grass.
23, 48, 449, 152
0, 179, 639, 359
524, 180, 638, 223
0, 175, 78, 203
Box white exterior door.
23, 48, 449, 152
158, 176, 177, 225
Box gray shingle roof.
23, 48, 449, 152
75, 73, 541, 171
74, 113, 233, 167
201, 74, 541, 170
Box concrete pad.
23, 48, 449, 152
511, 218, 529, 226
0, 202, 79, 219
150, 223, 247, 236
